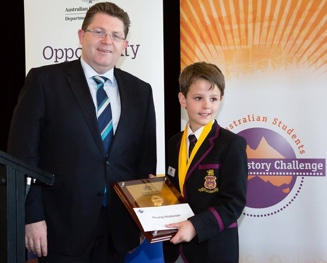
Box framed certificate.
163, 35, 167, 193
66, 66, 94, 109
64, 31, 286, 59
112, 176, 194, 243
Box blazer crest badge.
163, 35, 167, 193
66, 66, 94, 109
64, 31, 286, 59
199, 169, 218, 193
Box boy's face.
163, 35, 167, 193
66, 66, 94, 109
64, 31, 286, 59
179, 78, 223, 132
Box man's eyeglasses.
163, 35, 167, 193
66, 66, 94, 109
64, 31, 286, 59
84, 29, 125, 42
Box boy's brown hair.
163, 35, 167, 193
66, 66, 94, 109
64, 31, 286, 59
179, 61, 225, 97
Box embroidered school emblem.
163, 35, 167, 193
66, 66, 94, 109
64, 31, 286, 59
198, 170, 218, 193
204, 170, 217, 190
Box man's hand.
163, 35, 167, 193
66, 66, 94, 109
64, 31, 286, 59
25, 220, 48, 257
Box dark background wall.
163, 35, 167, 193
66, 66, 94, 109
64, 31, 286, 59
1, 1, 26, 151
1, 1, 181, 168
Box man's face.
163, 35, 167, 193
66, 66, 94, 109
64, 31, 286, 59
78, 13, 128, 74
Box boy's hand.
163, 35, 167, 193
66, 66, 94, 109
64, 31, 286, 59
166, 220, 196, 244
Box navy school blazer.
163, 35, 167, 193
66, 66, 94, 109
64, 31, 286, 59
164, 120, 248, 263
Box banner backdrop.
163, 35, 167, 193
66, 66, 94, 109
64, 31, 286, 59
180, 0, 327, 262
24, 0, 165, 174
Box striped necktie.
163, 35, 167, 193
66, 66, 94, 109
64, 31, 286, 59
93, 75, 113, 154
93, 75, 113, 207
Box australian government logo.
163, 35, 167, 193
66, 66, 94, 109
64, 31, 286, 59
227, 114, 325, 217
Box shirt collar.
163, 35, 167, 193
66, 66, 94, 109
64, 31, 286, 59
80, 58, 114, 83
187, 119, 215, 139
187, 124, 203, 139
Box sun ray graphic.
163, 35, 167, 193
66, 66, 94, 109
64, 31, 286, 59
180, 0, 327, 77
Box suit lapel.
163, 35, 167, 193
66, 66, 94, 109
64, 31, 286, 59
107, 69, 132, 154
66, 61, 104, 155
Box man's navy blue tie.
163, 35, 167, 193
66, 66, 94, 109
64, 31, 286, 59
93, 76, 113, 153
93, 75, 113, 207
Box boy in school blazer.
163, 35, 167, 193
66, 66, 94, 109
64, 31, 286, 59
164, 62, 248, 263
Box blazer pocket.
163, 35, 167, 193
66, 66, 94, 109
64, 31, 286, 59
198, 163, 221, 170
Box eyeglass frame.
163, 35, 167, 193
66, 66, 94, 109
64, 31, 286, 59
84, 28, 126, 42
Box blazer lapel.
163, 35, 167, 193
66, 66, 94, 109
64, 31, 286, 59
66, 61, 104, 155
185, 121, 220, 181
106, 69, 133, 154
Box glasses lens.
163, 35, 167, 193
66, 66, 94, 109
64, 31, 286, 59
86, 29, 124, 41
112, 34, 123, 42
94, 30, 105, 38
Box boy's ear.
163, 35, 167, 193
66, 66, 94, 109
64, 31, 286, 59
178, 92, 186, 108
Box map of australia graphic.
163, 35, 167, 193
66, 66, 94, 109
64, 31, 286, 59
238, 128, 297, 209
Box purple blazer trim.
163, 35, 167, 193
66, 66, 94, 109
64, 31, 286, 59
179, 244, 189, 263
198, 163, 221, 169
228, 222, 237, 228
209, 207, 238, 231
209, 207, 224, 231
184, 123, 221, 200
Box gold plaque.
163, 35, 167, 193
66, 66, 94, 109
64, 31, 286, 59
112, 176, 187, 243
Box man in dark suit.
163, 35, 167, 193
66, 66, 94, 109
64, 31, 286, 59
7, 2, 156, 263
163, 62, 248, 263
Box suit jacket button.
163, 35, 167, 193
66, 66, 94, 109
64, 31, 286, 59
106, 160, 110, 165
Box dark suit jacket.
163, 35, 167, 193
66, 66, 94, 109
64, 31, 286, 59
7, 59, 157, 256
164, 120, 247, 263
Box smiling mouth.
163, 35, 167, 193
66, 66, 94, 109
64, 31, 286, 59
98, 48, 111, 53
